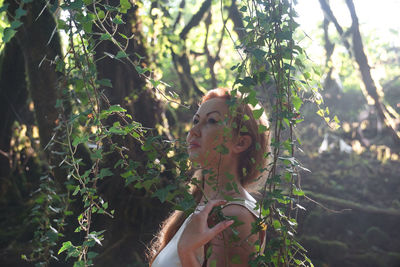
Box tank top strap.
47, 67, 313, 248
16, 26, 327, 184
222, 199, 261, 218
222, 199, 266, 251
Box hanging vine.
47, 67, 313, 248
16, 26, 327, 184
0, 0, 328, 266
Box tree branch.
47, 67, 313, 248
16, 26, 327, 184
345, 0, 400, 146
228, 0, 245, 41
318, 0, 352, 55
179, 0, 212, 39
173, 0, 186, 31
322, 18, 335, 66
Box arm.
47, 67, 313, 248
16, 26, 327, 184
177, 200, 234, 267
207, 205, 259, 267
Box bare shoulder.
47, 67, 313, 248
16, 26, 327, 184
207, 204, 259, 266
220, 203, 257, 223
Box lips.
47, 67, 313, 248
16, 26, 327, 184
188, 141, 200, 149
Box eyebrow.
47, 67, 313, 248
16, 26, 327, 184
194, 110, 221, 118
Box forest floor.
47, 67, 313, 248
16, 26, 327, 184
296, 148, 400, 267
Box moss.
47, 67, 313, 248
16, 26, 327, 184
364, 226, 390, 249
345, 252, 383, 267
345, 251, 400, 267
386, 252, 400, 267
300, 235, 348, 263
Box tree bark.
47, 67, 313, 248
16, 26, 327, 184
344, 0, 400, 146
319, 0, 400, 147
92, 1, 172, 265
6, 0, 66, 181
0, 37, 27, 178
229, 0, 246, 41
318, 0, 351, 55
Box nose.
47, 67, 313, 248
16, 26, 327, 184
188, 124, 201, 138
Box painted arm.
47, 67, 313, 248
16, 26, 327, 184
177, 200, 234, 267
206, 204, 259, 267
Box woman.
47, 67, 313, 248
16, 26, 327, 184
148, 88, 269, 266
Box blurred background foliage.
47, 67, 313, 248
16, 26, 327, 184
0, 0, 399, 266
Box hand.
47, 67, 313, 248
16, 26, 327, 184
177, 199, 234, 266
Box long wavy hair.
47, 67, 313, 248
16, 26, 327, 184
147, 88, 270, 265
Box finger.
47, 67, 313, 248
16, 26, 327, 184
202, 199, 227, 215
210, 220, 234, 237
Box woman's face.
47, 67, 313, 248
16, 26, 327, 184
186, 98, 234, 167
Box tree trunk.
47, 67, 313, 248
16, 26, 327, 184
0, 36, 27, 203
6, 0, 66, 181
92, 1, 172, 265
0, 37, 27, 177
344, 0, 400, 147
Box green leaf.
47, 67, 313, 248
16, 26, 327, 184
91, 149, 103, 160
216, 144, 229, 155
114, 159, 124, 169
72, 185, 80, 196
109, 105, 126, 113
58, 241, 73, 254
225, 182, 233, 191
252, 108, 264, 119
0, 4, 9, 13
73, 261, 85, 267
96, 78, 112, 87
15, 8, 27, 19
240, 125, 248, 133
135, 65, 144, 74
68, 0, 84, 10
316, 109, 324, 117
150, 79, 160, 87
231, 254, 242, 264
252, 48, 266, 59
272, 220, 281, 229
276, 30, 292, 40
325, 107, 330, 115
247, 90, 258, 106
293, 187, 304, 196
99, 168, 113, 179
119, 32, 128, 39
109, 126, 126, 135
83, 21, 93, 33
123, 173, 139, 185
112, 16, 124, 24
72, 134, 89, 147
239, 6, 247, 12
153, 185, 175, 203
292, 94, 302, 111
205, 245, 213, 259
258, 124, 268, 133
119, 0, 131, 13
116, 50, 129, 59
87, 251, 98, 259
97, 9, 105, 19
99, 33, 111, 40
10, 20, 23, 29
2, 28, 16, 43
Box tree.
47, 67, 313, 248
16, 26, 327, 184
0, 0, 315, 266
318, 0, 400, 148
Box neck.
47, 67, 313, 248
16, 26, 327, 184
199, 157, 246, 202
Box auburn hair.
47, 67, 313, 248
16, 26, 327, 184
147, 88, 270, 265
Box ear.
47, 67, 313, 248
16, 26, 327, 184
232, 135, 252, 154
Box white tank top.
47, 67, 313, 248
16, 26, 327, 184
151, 195, 263, 267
